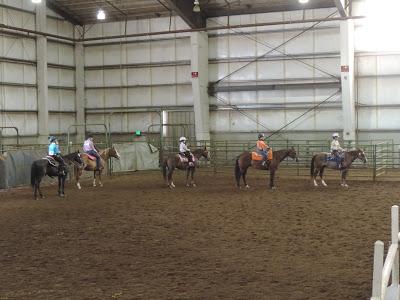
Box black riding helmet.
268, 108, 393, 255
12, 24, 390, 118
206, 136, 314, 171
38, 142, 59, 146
258, 133, 265, 139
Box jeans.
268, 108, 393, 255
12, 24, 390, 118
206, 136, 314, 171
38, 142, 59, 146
86, 150, 101, 169
257, 149, 268, 160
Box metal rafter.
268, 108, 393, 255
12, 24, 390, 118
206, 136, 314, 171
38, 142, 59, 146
46, 0, 83, 25
159, 0, 206, 29
333, 0, 347, 17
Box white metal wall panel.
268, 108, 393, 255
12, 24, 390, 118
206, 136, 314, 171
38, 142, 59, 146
2, 87, 37, 110
85, 46, 104, 66
377, 108, 400, 129
47, 42, 74, 66
377, 78, 400, 105
127, 87, 151, 106
229, 62, 257, 81
377, 55, 400, 76
230, 111, 258, 131
85, 90, 104, 109
284, 60, 314, 79
285, 89, 314, 103
357, 56, 376, 76
104, 89, 123, 107
1, 7, 34, 30
314, 110, 342, 130
257, 111, 285, 130
358, 108, 377, 129
126, 68, 151, 85
103, 44, 123, 65
209, 36, 229, 59
104, 69, 122, 86
284, 31, 314, 54
230, 91, 257, 105
151, 86, 176, 106
229, 35, 256, 58
85, 69, 104, 87
151, 40, 175, 62
257, 90, 285, 103
1, 113, 37, 135
48, 89, 76, 111
256, 32, 284, 56
0, 0, 34, 11
126, 42, 150, 64
176, 85, 192, 105
176, 65, 190, 84
357, 78, 376, 105
210, 111, 230, 132
176, 38, 191, 60
151, 66, 176, 84
256, 61, 284, 80
48, 68, 74, 87
314, 28, 340, 53
3, 63, 35, 84
314, 57, 340, 78
49, 114, 76, 135
2, 37, 36, 60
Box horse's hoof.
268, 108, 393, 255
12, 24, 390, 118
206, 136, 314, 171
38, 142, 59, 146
322, 182, 328, 187
77, 183, 81, 190
58, 194, 65, 198
40, 195, 45, 199
100, 184, 103, 187
34, 197, 38, 200
245, 185, 250, 189
93, 184, 96, 187
186, 184, 190, 187
171, 183, 175, 188
192, 183, 197, 188
270, 186, 276, 190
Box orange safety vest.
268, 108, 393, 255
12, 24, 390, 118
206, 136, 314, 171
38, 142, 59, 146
256, 140, 268, 151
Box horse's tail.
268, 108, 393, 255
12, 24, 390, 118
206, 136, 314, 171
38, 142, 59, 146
310, 154, 317, 177
31, 162, 36, 188
162, 158, 168, 180
234, 158, 241, 183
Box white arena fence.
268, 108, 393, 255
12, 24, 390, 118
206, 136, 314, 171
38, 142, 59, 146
371, 205, 400, 300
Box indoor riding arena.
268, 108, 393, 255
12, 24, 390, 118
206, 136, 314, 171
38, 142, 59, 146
0, 1, 400, 299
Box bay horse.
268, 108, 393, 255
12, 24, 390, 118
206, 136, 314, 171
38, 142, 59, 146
162, 147, 210, 188
310, 148, 367, 187
31, 151, 83, 200
235, 147, 298, 189
74, 146, 120, 189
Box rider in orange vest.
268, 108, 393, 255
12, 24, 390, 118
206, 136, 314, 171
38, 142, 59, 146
256, 133, 270, 166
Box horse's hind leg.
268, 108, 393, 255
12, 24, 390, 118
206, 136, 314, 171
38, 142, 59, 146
312, 168, 319, 186
38, 179, 44, 199
168, 167, 175, 188
98, 170, 103, 187
191, 168, 196, 187
75, 167, 82, 190
243, 169, 250, 189
319, 167, 327, 186
185, 168, 190, 187
93, 170, 97, 187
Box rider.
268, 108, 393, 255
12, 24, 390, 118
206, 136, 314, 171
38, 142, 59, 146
256, 133, 270, 166
83, 135, 101, 170
331, 132, 344, 169
48, 136, 66, 174
179, 136, 194, 167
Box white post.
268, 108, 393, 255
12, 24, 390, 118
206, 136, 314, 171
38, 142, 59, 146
191, 31, 210, 142
372, 240, 384, 299
74, 41, 85, 142
340, 19, 356, 142
392, 205, 399, 297
36, 0, 48, 144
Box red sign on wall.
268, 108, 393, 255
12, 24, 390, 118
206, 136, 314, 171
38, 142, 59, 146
341, 65, 349, 72
191, 71, 199, 78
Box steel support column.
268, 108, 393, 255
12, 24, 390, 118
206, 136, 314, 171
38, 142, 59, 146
36, 0, 49, 144
191, 32, 210, 141
340, 19, 356, 142
75, 41, 85, 142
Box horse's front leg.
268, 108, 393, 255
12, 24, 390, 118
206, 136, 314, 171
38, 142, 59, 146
37, 179, 44, 199
186, 168, 190, 187
319, 166, 327, 187
341, 169, 349, 188
33, 180, 38, 200
98, 170, 103, 187
269, 169, 276, 189
75, 167, 82, 190
242, 169, 249, 189
93, 170, 97, 187
58, 175, 66, 197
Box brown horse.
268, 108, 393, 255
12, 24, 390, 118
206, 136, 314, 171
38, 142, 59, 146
162, 147, 210, 188
235, 147, 298, 189
74, 146, 120, 189
310, 148, 367, 188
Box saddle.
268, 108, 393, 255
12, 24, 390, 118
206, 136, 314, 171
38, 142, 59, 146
178, 153, 195, 165
86, 154, 97, 161
251, 150, 273, 161
43, 156, 57, 167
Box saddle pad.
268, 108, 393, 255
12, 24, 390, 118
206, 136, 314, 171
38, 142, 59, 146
178, 154, 195, 163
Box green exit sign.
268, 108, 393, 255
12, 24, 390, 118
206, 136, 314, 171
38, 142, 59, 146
135, 130, 142, 136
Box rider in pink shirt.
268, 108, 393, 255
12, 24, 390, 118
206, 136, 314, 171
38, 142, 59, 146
83, 135, 101, 170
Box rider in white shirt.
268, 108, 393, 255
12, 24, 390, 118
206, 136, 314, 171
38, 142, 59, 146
330, 132, 344, 168
179, 137, 194, 166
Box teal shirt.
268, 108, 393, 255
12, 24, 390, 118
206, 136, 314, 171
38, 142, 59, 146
48, 143, 60, 156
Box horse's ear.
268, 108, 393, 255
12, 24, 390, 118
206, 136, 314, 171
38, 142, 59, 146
204, 145, 207, 150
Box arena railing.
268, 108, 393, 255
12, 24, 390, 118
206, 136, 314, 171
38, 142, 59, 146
371, 205, 400, 300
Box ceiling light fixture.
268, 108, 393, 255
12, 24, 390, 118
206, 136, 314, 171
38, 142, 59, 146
31, 0, 42, 3
97, 9, 106, 20
299, 0, 309, 3
193, 0, 200, 12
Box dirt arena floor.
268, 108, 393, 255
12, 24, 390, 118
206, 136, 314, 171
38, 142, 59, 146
0, 169, 398, 299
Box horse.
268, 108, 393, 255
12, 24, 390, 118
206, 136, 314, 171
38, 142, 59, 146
31, 151, 83, 200
235, 147, 298, 189
162, 146, 210, 188
310, 148, 367, 188
74, 146, 120, 189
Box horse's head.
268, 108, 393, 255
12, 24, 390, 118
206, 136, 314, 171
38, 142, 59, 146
109, 146, 121, 160
288, 147, 299, 162
73, 150, 84, 166
356, 148, 367, 163
202, 146, 210, 161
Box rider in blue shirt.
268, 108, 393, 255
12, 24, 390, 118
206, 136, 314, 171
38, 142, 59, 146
48, 136, 65, 172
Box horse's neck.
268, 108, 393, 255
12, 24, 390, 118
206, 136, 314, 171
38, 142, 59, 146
344, 151, 358, 163
100, 149, 109, 159
274, 150, 289, 162
192, 149, 203, 159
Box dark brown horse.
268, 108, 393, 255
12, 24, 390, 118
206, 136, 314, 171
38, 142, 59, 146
162, 147, 210, 188
310, 148, 367, 188
74, 146, 120, 189
235, 147, 298, 189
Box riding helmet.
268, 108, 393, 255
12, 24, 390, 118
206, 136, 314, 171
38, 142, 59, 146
179, 136, 187, 142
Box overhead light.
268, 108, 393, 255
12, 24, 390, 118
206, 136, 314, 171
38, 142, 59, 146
299, 0, 309, 3
31, 0, 42, 3
193, 0, 200, 12
97, 9, 106, 20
